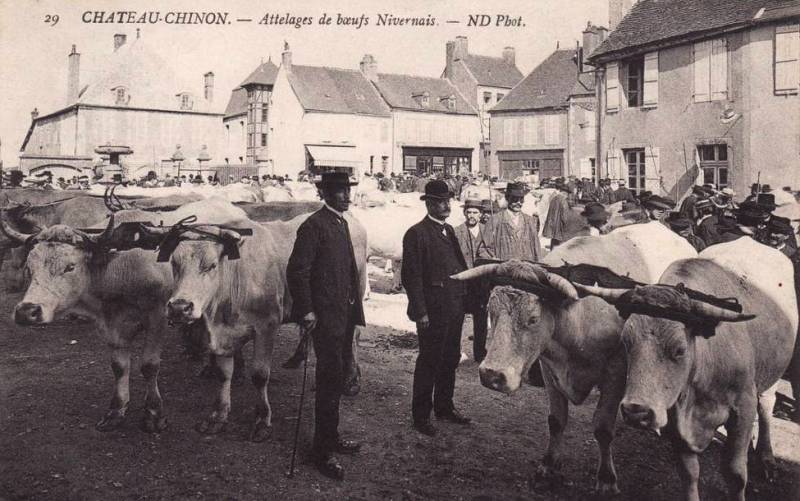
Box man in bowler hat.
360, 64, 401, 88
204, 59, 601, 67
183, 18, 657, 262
286, 171, 364, 480
402, 180, 470, 436
454, 198, 489, 362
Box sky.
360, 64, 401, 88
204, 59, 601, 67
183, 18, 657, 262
0, 0, 610, 167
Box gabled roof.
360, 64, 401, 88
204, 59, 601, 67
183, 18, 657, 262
462, 54, 524, 88
590, 0, 797, 62
240, 60, 278, 87
371, 73, 476, 115
72, 37, 218, 113
491, 50, 586, 113
286, 65, 391, 117
223, 87, 247, 119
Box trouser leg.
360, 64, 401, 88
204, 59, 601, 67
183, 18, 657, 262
473, 308, 488, 363
434, 311, 465, 415
312, 327, 345, 454
412, 322, 444, 423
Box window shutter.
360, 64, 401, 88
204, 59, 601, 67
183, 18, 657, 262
524, 117, 535, 145
579, 157, 591, 178
516, 118, 525, 146
645, 146, 661, 192
607, 149, 619, 180
711, 38, 728, 100
643, 52, 659, 107
537, 115, 546, 144
503, 119, 513, 146
775, 24, 800, 93
693, 41, 711, 102
606, 62, 620, 112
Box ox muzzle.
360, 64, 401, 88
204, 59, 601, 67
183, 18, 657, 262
478, 364, 520, 395
166, 299, 197, 324
14, 302, 44, 325
620, 400, 662, 433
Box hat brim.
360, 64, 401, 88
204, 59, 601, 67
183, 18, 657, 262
645, 202, 673, 211
315, 180, 359, 187
420, 193, 453, 201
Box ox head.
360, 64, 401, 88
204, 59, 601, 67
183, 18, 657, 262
1, 211, 116, 325
452, 260, 579, 393
577, 282, 755, 433
154, 225, 245, 325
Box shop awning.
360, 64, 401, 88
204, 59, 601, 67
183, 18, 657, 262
306, 145, 360, 167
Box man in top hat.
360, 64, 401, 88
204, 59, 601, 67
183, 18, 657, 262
402, 180, 470, 437
479, 182, 542, 260
453, 198, 489, 363
286, 171, 365, 480
542, 180, 573, 249
756, 192, 778, 214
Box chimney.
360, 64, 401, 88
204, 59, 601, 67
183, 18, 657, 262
502, 46, 516, 67
444, 40, 456, 79
204, 71, 214, 102
359, 54, 378, 83
609, 0, 637, 31
454, 36, 468, 61
281, 41, 292, 72
67, 44, 80, 103
582, 22, 608, 63
113, 33, 127, 51
31, 108, 39, 121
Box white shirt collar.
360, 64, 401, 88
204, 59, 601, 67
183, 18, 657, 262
468, 224, 481, 237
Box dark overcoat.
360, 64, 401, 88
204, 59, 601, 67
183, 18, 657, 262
287, 208, 365, 333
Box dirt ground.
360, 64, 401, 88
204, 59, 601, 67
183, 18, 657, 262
1, 278, 799, 500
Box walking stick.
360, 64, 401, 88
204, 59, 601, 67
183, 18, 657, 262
287, 325, 312, 478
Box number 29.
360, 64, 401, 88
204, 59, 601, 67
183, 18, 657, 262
45, 14, 59, 26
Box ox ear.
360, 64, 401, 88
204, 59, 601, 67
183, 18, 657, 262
219, 230, 243, 260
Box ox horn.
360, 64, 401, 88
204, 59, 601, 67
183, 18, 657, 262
78, 213, 116, 245
451, 263, 503, 281
688, 300, 756, 323
573, 283, 631, 304
0, 209, 37, 244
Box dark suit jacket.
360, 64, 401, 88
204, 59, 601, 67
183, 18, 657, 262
401, 217, 468, 322
453, 222, 483, 269
287, 208, 365, 334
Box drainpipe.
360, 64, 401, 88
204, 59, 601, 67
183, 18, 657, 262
594, 66, 604, 187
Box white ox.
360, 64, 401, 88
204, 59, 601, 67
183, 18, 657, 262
579, 237, 797, 500
5, 198, 247, 432
150, 210, 367, 441
452, 222, 697, 494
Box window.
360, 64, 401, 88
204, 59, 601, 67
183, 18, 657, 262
643, 52, 659, 107
624, 55, 644, 107
522, 159, 540, 173
625, 148, 646, 194
503, 119, 514, 146
776, 24, 800, 94
261, 133, 267, 146
694, 38, 728, 102
179, 93, 193, 110
261, 105, 268, 122
698, 144, 729, 189
496, 93, 505, 102
114, 87, 128, 105
483, 91, 492, 105
404, 155, 417, 171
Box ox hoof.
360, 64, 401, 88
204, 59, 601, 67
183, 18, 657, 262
249, 420, 272, 442
754, 456, 779, 483
196, 418, 227, 435
530, 464, 566, 492
594, 481, 621, 497
141, 411, 168, 433
95, 410, 126, 432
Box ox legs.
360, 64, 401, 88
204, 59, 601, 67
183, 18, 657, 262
141, 317, 167, 433
532, 364, 567, 491
723, 401, 756, 501
753, 385, 778, 482
96, 342, 131, 431
196, 355, 234, 435
250, 323, 277, 443
592, 360, 625, 496
674, 447, 700, 501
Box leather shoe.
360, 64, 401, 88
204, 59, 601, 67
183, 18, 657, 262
436, 409, 472, 425
413, 420, 437, 436
314, 453, 345, 481
334, 439, 361, 454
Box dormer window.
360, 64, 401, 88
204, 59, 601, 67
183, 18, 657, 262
440, 95, 456, 110
177, 92, 193, 110
413, 91, 430, 107
112, 86, 129, 105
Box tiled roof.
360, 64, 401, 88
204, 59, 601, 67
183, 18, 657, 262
462, 54, 524, 88
590, 0, 796, 61
286, 65, 391, 116
74, 37, 219, 113
223, 87, 247, 119
372, 73, 476, 115
491, 50, 587, 112
240, 60, 278, 87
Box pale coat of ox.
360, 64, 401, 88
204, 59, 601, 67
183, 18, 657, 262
452, 221, 697, 494
153, 211, 368, 441
579, 237, 798, 500
4, 198, 248, 432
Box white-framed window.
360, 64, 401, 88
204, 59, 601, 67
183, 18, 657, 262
606, 62, 620, 112
113, 86, 129, 105
693, 38, 728, 102
178, 93, 193, 110
776, 24, 800, 94
503, 118, 514, 146
697, 143, 729, 189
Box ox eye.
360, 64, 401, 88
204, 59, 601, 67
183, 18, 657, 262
64, 264, 75, 273
527, 315, 539, 325
671, 346, 686, 361
202, 263, 217, 273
